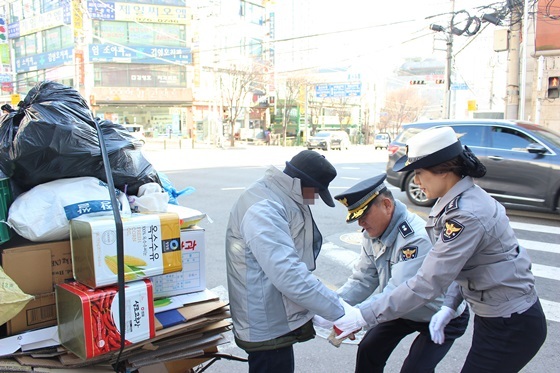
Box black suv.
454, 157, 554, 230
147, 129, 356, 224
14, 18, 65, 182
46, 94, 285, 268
386, 119, 560, 212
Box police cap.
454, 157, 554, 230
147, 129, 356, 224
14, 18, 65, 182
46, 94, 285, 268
334, 173, 388, 223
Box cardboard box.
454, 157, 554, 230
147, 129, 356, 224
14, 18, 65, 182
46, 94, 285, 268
6, 293, 57, 335
151, 227, 206, 298
1, 240, 72, 335
56, 279, 155, 360
1, 240, 72, 295
70, 212, 182, 288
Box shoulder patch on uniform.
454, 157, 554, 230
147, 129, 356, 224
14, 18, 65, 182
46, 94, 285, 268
398, 221, 414, 238
401, 246, 418, 261
444, 196, 461, 213
442, 219, 464, 242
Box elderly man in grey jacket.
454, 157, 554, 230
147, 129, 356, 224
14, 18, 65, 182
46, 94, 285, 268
226, 150, 345, 373
315, 173, 469, 372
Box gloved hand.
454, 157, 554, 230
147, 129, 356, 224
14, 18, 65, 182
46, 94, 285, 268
333, 299, 366, 339
429, 306, 455, 344
312, 315, 334, 329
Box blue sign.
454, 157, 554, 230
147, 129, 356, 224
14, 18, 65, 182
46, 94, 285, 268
315, 83, 362, 98
451, 83, 469, 90
15, 47, 73, 72
87, 0, 116, 20
88, 44, 192, 64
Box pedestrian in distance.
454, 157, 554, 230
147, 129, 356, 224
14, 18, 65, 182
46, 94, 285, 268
264, 128, 271, 145
333, 126, 547, 373
313, 173, 469, 372
226, 150, 346, 373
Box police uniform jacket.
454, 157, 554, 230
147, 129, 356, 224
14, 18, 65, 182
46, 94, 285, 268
226, 166, 344, 343
338, 200, 465, 323
359, 177, 537, 326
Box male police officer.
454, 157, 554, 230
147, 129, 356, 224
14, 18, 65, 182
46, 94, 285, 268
314, 173, 469, 372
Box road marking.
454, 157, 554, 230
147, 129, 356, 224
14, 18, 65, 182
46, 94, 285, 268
510, 222, 559, 235
520, 239, 560, 255
539, 299, 560, 322
531, 263, 560, 281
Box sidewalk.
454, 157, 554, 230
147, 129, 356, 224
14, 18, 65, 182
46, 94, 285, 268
141, 140, 380, 173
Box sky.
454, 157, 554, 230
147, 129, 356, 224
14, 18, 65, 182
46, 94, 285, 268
284, 0, 507, 75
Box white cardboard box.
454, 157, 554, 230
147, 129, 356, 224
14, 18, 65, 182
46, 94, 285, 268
151, 227, 206, 298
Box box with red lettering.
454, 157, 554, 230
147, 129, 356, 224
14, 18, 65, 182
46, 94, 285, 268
150, 226, 206, 298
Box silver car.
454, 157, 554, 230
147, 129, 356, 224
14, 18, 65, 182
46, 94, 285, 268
306, 130, 350, 151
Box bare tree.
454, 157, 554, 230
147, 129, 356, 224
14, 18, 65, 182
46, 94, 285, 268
278, 77, 306, 146
327, 96, 354, 132
308, 98, 325, 135
219, 62, 267, 147
379, 88, 427, 137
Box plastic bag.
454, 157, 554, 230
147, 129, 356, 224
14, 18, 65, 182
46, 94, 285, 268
0, 81, 161, 195
8, 176, 131, 242
0, 266, 33, 326
158, 172, 195, 205
128, 182, 170, 213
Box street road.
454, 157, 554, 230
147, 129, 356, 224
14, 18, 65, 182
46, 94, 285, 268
143, 142, 559, 372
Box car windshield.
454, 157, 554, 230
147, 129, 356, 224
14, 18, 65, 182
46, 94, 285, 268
315, 132, 332, 138
396, 128, 423, 143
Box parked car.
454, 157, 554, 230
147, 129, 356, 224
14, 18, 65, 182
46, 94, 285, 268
306, 130, 350, 151
373, 133, 391, 149
386, 119, 560, 212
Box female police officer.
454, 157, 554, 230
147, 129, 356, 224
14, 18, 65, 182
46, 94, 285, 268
333, 126, 547, 372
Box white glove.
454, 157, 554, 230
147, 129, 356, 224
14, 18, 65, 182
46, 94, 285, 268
429, 306, 455, 344
312, 315, 334, 329
333, 299, 367, 339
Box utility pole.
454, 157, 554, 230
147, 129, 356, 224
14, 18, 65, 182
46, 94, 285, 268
442, 0, 455, 119
505, 2, 523, 119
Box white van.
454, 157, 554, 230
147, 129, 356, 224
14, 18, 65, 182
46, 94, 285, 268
373, 133, 391, 149
124, 125, 146, 145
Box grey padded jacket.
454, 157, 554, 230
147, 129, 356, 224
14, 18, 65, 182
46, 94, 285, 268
226, 166, 344, 343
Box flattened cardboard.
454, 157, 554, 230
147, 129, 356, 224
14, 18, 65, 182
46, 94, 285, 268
154, 299, 227, 331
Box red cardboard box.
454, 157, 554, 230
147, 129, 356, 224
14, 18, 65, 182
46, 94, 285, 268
56, 279, 155, 360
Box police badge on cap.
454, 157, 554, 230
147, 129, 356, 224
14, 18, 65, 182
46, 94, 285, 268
334, 173, 388, 223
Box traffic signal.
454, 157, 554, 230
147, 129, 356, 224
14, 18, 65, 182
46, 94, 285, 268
435, 79, 445, 84
409, 80, 426, 85
547, 76, 559, 99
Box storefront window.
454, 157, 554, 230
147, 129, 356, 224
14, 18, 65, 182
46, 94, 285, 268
24, 34, 37, 55
13, 38, 24, 59
44, 27, 61, 51
93, 20, 186, 48
94, 64, 186, 87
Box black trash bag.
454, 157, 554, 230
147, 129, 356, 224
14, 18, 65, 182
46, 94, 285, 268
1, 80, 160, 195
0, 110, 21, 177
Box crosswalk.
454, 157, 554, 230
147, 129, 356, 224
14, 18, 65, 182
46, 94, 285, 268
321, 220, 560, 323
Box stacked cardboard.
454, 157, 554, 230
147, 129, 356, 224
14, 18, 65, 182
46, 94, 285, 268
0, 223, 237, 371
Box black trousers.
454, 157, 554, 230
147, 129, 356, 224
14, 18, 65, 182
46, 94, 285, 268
355, 307, 470, 373
247, 345, 295, 373
461, 299, 547, 373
